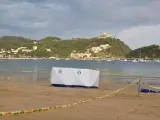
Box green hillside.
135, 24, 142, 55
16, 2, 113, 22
0, 36, 131, 58
0, 36, 34, 49
126, 45, 160, 58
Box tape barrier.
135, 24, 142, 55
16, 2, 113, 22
0, 79, 138, 117
1, 68, 160, 78
139, 77, 160, 89
144, 82, 160, 90
101, 72, 160, 78
0, 69, 50, 73
148, 85, 160, 89
101, 72, 140, 77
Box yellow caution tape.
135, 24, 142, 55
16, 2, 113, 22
0, 79, 138, 117
145, 82, 160, 89
101, 72, 160, 78
0, 69, 49, 73
1, 68, 160, 78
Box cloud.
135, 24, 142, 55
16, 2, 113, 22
0, 0, 160, 48
117, 24, 160, 49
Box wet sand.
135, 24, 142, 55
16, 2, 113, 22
0, 80, 160, 120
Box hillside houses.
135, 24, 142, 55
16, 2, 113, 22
0, 46, 52, 58
91, 44, 111, 53
70, 44, 111, 59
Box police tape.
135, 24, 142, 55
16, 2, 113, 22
101, 72, 160, 78
1, 68, 160, 78
0, 69, 50, 73
144, 82, 160, 89
0, 79, 138, 117
101, 72, 140, 77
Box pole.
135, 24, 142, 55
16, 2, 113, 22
21, 68, 24, 81
37, 70, 39, 80
99, 70, 101, 88
138, 77, 141, 97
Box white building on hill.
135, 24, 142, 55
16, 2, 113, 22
98, 32, 112, 39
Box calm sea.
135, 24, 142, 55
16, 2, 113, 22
0, 59, 160, 83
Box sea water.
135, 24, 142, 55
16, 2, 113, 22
0, 59, 160, 83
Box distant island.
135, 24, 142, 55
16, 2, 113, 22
126, 45, 160, 59
0, 33, 131, 59
0, 33, 159, 60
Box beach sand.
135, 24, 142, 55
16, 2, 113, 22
0, 79, 160, 120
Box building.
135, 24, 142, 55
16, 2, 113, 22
46, 48, 51, 52
70, 51, 91, 59
90, 44, 111, 53
33, 46, 37, 50
98, 32, 112, 39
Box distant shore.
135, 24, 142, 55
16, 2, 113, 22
0, 57, 160, 61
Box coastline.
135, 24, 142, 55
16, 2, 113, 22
0, 57, 160, 62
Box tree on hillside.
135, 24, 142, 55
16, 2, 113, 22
126, 45, 160, 58
41, 36, 61, 41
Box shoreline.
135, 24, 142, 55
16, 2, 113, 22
0, 57, 160, 61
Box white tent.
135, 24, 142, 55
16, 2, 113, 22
50, 67, 100, 88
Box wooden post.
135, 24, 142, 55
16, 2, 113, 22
21, 68, 24, 81
99, 71, 101, 89
0, 71, 3, 81
37, 70, 39, 80
138, 77, 141, 97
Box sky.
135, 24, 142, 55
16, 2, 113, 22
0, 0, 160, 49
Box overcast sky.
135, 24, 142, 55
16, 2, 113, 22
0, 0, 160, 49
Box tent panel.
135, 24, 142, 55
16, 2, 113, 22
50, 67, 65, 85
89, 69, 100, 87
71, 68, 90, 86
50, 67, 100, 88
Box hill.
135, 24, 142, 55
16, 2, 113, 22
0, 36, 34, 49
126, 45, 160, 58
0, 35, 131, 58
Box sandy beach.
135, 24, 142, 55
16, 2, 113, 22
0, 79, 160, 120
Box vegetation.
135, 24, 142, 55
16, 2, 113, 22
0, 36, 34, 50
126, 45, 160, 58
1, 36, 160, 59
0, 36, 131, 58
